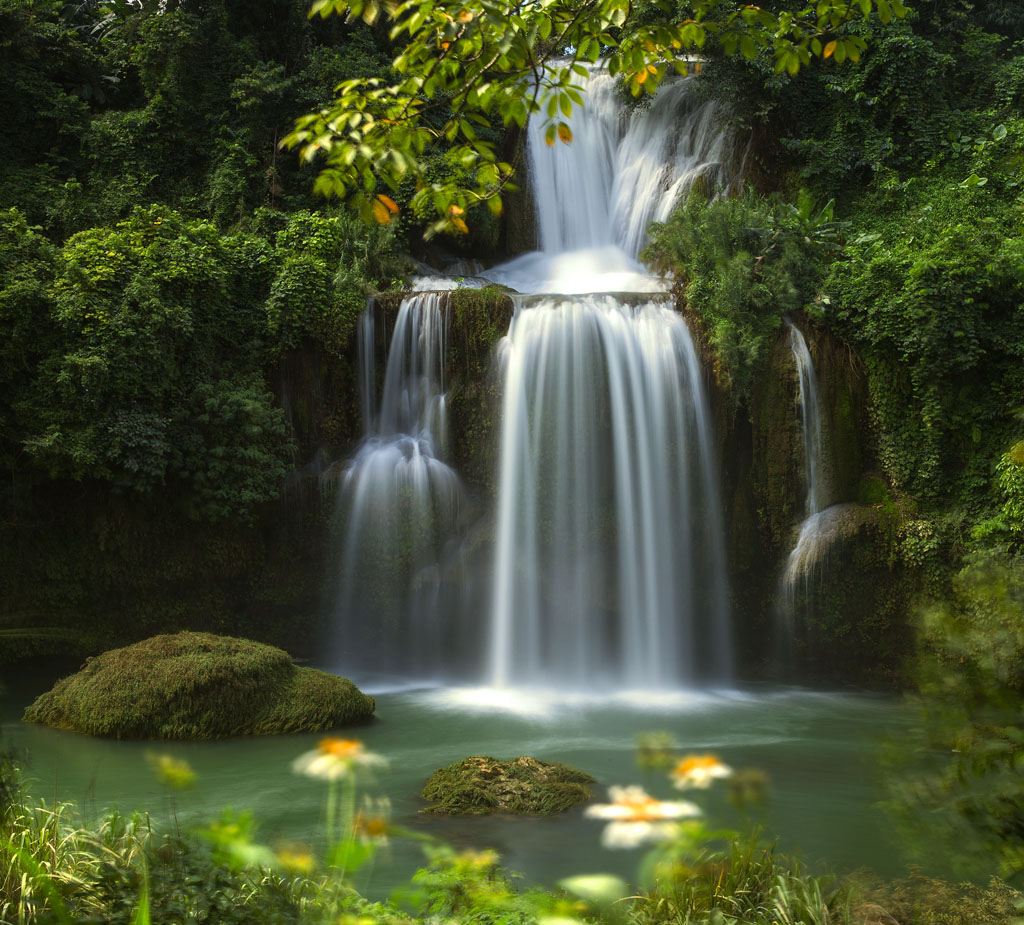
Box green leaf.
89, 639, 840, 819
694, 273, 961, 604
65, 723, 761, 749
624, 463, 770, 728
559, 874, 630, 906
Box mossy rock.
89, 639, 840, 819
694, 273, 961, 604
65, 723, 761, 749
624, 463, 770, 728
421, 755, 595, 816
23, 632, 375, 739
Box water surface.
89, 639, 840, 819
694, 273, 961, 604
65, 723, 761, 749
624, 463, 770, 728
3, 678, 910, 895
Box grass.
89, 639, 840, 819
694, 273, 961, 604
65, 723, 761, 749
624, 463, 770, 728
420, 755, 595, 816
22, 631, 375, 739
2, 774, 1022, 925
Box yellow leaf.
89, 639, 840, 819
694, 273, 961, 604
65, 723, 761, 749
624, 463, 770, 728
448, 204, 464, 216
823, 40, 837, 58
371, 199, 391, 224
458, 9, 473, 21
647, 64, 658, 74
557, 123, 573, 144
636, 68, 648, 84
377, 194, 399, 214
452, 216, 469, 234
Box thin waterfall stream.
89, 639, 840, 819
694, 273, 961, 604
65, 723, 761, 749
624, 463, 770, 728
327, 293, 465, 681
777, 319, 851, 645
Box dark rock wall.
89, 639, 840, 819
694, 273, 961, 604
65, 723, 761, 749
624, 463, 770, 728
4, 283, 913, 687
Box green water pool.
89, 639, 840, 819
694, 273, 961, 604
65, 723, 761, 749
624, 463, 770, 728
2, 676, 914, 895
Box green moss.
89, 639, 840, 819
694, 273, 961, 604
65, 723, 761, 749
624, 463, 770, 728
855, 475, 891, 506
421, 755, 595, 816
23, 631, 374, 739
749, 330, 802, 549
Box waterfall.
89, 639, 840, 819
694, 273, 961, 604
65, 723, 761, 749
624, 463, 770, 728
488, 295, 731, 689
482, 69, 735, 688
327, 293, 464, 680
788, 319, 826, 518
527, 68, 734, 258
486, 67, 736, 295
778, 319, 837, 642
327, 66, 737, 691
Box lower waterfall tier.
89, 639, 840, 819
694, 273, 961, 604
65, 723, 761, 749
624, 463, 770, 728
489, 294, 732, 689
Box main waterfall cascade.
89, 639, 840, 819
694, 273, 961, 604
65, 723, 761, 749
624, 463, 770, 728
489, 295, 732, 688
329, 66, 739, 690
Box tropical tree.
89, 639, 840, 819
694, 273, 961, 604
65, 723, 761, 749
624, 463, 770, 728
284, 0, 908, 234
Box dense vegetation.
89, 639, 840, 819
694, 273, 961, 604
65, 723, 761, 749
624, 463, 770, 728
0, 0, 407, 658
3, 0, 1024, 919
641, 0, 1024, 874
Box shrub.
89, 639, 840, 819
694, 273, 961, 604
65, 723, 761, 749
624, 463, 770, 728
23, 631, 374, 739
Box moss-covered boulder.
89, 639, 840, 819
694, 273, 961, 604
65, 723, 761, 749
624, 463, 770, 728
23, 632, 375, 739
421, 755, 594, 816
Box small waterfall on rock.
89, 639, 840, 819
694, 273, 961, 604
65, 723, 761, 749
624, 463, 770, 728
778, 319, 840, 643
789, 319, 826, 519
327, 293, 464, 681
489, 295, 731, 688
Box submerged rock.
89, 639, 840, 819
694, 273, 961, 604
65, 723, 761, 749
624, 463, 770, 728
23, 631, 374, 739
421, 755, 595, 816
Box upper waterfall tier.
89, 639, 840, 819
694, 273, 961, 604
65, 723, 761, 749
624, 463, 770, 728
484, 67, 736, 294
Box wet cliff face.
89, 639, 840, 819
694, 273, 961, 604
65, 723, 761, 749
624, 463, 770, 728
299, 294, 913, 688
716, 314, 911, 688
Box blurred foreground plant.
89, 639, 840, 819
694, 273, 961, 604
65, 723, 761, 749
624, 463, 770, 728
887, 556, 1024, 881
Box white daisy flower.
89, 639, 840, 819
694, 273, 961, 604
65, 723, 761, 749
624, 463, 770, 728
670, 754, 733, 790
292, 738, 388, 781
584, 785, 701, 849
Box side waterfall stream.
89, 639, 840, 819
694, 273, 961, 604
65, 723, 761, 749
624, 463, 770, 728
778, 319, 858, 650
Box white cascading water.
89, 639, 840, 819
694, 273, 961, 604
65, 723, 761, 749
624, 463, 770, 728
489, 295, 732, 688
328, 67, 737, 690
486, 67, 735, 294
484, 68, 736, 689
328, 293, 463, 680
789, 318, 827, 519
778, 319, 840, 637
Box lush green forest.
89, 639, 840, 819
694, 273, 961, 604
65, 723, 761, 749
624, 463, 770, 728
3, 0, 1024, 920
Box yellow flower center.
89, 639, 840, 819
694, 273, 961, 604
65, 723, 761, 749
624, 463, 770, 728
618, 795, 664, 819
673, 755, 721, 776
355, 814, 388, 837
318, 738, 363, 758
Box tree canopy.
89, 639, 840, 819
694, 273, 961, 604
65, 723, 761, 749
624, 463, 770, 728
284, 0, 908, 234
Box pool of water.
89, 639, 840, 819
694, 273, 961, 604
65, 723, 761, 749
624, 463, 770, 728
2, 673, 912, 896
